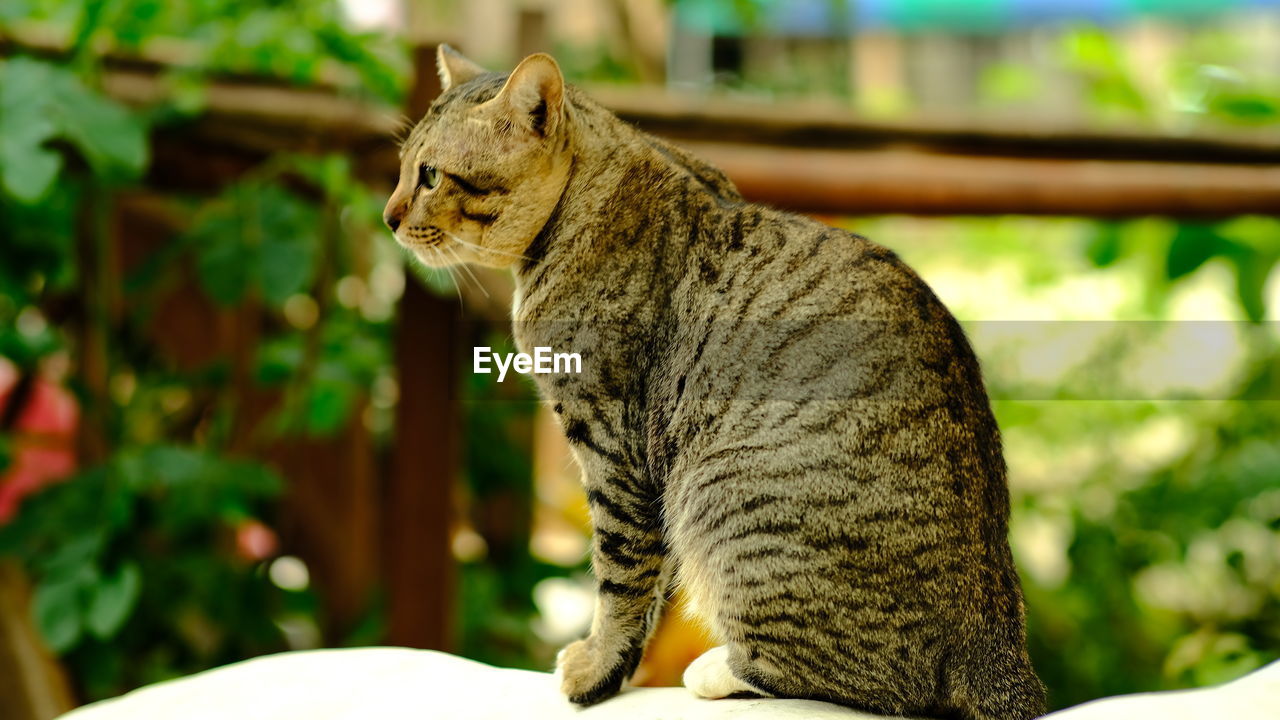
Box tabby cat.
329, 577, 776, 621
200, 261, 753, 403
383, 45, 1046, 720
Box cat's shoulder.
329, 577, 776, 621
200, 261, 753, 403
736, 205, 902, 268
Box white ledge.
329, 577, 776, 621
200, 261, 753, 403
59, 647, 1279, 720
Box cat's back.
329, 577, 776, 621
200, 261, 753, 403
706, 205, 943, 321
669, 204, 984, 418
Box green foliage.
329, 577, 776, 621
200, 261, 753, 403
1063, 28, 1150, 119
1020, 396, 1280, 708
966, 22, 1280, 132
0, 173, 79, 309
189, 182, 321, 308
0, 0, 410, 702
1164, 223, 1220, 280
979, 63, 1040, 106
0, 0, 408, 105
256, 309, 391, 437
0, 56, 147, 202
873, 212, 1280, 710
1083, 216, 1280, 323
0, 447, 285, 670
1084, 222, 1124, 268
85, 562, 141, 640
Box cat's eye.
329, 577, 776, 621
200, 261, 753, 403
418, 164, 442, 191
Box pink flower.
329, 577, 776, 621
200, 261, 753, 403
0, 358, 79, 524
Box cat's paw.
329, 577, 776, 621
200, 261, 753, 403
683, 646, 769, 700
555, 637, 628, 705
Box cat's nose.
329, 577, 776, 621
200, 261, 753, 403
384, 186, 409, 232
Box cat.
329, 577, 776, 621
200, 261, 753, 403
383, 45, 1047, 720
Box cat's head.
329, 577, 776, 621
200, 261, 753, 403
383, 45, 572, 269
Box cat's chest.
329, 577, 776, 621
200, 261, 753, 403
509, 290, 585, 392
512, 287, 649, 434
510, 273, 623, 358
511, 297, 582, 361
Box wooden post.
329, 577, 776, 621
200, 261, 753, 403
0, 563, 74, 720
75, 184, 114, 467
384, 38, 461, 651
517, 8, 549, 60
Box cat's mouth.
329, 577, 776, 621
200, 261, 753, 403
399, 225, 445, 248
396, 226, 462, 268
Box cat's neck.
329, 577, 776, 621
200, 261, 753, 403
513, 92, 736, 295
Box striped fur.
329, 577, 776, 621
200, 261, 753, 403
386, 47, 1046, 720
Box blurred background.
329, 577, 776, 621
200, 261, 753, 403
1, 0, 1279, 717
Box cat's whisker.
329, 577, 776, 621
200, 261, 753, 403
439, 245, 464, 278
442, 246, 480, 303
444, 231, 533, 262
455, 263, 490, 300
437, 249, 467, 310
444, 244, 492, 300
391, 114, 415, 143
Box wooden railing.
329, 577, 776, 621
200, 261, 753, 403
3, 30, 1278, 717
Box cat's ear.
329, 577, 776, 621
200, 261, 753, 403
437, 44, 486, 92
490, 53, 564, 137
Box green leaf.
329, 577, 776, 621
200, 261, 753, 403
116, 444, 208, 491
0, 57, 147, 199
255, 333, 305, 383
229, 460, 284, 497
86, 563, 142, 640
1065, 28, 1118, 71
1085, 222, 1124, 268
192, 212, 252, 306
1231, 252, 1276, 323
980, 64, 1038, 104
0, 58, 63, 202
0, 0, 33, 23
143, 445, 209, 487
259, 231, 316, 307
109, 0, 165, 49
188, 183, 318, 307
255, 186, 318, 307
287, 154, 351, 197
1, 144, 62, 204
1165, 223, 1224, 281
1062, 28, 1148, 116
51, 72, 149, 178
0, 175, 80, 292
305, 382, 353, 435
1208, 92, 1280, 123
39, 533, 106, 579
32, 569, 93, 653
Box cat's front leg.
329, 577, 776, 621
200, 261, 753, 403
556, 470, 668, 705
